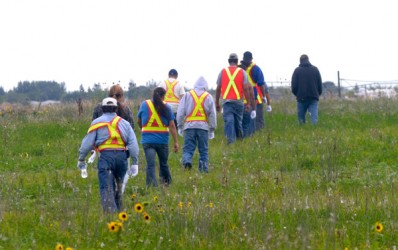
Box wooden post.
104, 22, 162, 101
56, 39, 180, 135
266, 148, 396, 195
337, 71, 341, 98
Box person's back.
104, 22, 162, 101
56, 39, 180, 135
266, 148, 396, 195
291, 54, 322, 124
291, 55, 322, 102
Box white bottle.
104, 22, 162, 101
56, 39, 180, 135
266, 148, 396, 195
81, 168, 88, 178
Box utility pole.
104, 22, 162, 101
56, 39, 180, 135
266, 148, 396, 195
337, 71, 341, 98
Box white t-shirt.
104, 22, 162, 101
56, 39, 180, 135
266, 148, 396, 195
158, 77, 186, 113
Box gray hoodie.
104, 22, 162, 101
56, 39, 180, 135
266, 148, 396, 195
176, 76, 217, 132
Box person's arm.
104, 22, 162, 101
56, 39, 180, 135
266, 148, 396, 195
291, 69, 298, 96
169, 118, 179, 153
123, 123, 139, 165
176, 95, 186, 130
78, 132, 96, 161
215, 71, 222, 112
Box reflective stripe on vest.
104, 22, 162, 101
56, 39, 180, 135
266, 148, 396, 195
164, 80, 180, 103
185, 90, 209, 122
141, 100, 169, 133
222, 67, 242, 100
244, 63, 263, 104
87, 116, 126, 151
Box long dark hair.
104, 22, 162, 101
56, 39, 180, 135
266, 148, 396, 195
152, 87, 171, 120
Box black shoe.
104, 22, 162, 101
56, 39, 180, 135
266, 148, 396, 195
184, 163, 192, 170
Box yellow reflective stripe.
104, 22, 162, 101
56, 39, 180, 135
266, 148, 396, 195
88, 122, 108, 133
186, 90, 208, 122
246, 64, 256, 87
222, 68, 241, 100
142, 100, 169, 132
165, 80, 179, 103
88, 117, 126, 151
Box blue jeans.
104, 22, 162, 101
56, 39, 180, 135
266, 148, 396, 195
297, 100, 319, 125
143, 143, 172, 187
97, 150, 128, 213
182, 129, 209, 173
222, 102, 244, 144
242, 110, 256, 137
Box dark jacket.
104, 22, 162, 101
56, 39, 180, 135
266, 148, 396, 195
291, 62, 322, 102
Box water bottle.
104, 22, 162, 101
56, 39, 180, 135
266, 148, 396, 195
81, 167, 88, 178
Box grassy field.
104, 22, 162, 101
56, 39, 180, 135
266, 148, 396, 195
1, 97, 397, 249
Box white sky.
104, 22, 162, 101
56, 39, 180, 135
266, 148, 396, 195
0, 0, 397, 91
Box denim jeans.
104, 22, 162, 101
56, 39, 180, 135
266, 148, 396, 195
97, 150, 128, 213
182, 129, 209, 172
222, 101, 244, 144
255, 102, 264, 130
297, 100, 319, 125
242, 110, 256, 137
143, 143, 172, 187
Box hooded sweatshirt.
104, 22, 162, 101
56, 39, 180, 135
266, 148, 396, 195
291, 61, 323, 102
176, 76, 217, 132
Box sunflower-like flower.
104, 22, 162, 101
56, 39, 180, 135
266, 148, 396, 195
153, 196, 158, 202
107, 222, 120, 233
116, 221, 124, 231
178, 201, 183, 209
134, 203, 144, 213
131, 193, 136, 200
375, 222, 383, 233
66, 248, 74, 250
118, 212, 128, 221
55, 243, 64, 250
143, 212, 151, 223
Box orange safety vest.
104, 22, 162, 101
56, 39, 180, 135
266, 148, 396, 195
221, 67, 244, 100
141, 100, 169, 133
245, 63, 264, 104
185, 90, 209, 122
164, 79, 180, 103
87, 116, 126, 151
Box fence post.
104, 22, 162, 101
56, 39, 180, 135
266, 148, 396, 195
337, 71, 341, 98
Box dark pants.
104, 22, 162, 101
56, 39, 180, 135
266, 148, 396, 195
97, 150, 128, 213
143, 143, 172, 187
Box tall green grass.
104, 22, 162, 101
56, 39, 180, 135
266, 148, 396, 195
0, 98, 397, 249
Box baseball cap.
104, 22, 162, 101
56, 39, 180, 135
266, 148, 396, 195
102, 97, 117, 107
243, 51, 253, 60
169, 69, 178, 76
228, 53, 238, 60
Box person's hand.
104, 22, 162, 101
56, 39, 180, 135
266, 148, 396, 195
208, 131, 215, 140
266, 105, 272, 112
174, 142, 179, 153
178, 129, 183, 137
250, 110, 256, 119
88, 150, 96, 163
77, 160, 87, 170
128, 164, 139, 177
262, 97, 267, 104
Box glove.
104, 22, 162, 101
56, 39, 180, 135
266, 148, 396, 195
178, 129, 183, 137
127, 164, 139, 177
88, 150, 96, 163
250, 110, 256, 119
208, 131, 215, 140
266, 105, 272, 112
77, 160, 87, 170
262, 97, 267, 104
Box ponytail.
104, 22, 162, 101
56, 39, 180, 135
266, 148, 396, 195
152, 87, 171, 120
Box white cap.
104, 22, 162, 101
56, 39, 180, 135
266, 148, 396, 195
102, 97, 117, 107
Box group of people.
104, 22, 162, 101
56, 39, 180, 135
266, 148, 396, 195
77, 52, 322, 213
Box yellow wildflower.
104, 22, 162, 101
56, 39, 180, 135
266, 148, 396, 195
134, 203, 144, 213
375, 222, 383, 233
118, 212, 128, 221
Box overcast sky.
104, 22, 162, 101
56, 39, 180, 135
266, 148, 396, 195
1, 0, 397, 91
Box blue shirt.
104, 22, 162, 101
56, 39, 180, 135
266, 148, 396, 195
137, 100, 175, 145
249, 64, 270, 98
78, 113, 139, 164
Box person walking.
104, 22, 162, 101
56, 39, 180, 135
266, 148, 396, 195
78, 97, 139, 213
176, 76, 217, 173
215, 53, 255, 144
291, 54, 323, 125
93, 84, 135, 129
241, 51, 272, 131
158, 69, 186, 127
137, 87, 179, 187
